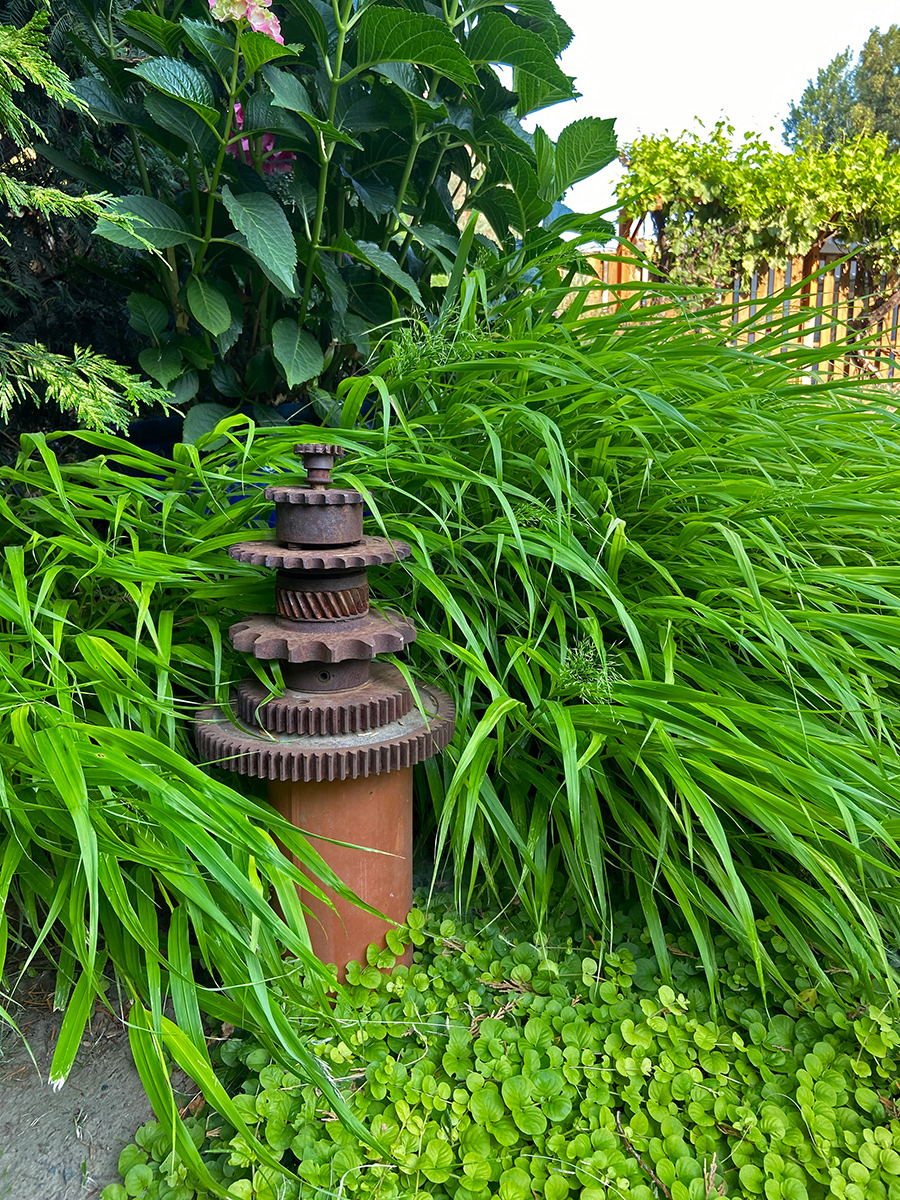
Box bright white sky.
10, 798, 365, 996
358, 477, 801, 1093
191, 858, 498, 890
536, 0, 900, 216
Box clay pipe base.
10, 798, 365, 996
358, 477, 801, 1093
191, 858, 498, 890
268, 767, 414, 980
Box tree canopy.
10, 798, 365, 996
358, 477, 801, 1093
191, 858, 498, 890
785, 25, 900, 150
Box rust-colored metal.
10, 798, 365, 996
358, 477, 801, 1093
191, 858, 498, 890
275, 568, 370, 622
196, 683, 454, 782
269, 768, 414, 971
234, 661, 413, 734
270, 487, 364, 547
194, 441, 454, 972
228, 536, 410, 571
229, 609, 417, 663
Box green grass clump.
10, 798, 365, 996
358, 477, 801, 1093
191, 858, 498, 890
103, 902, 900, 1200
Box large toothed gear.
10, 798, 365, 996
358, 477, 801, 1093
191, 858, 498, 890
195, 684, 455, 782
229, 610, 416, 662
228, 536, 411, 571
234, 661, 414, 735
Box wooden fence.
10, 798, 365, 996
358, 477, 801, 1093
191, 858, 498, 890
587, 237, 900, 381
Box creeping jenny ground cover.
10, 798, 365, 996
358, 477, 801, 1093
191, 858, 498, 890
105, 902, 900, 1200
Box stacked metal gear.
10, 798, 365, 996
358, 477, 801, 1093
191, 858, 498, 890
195, 444, 455, 782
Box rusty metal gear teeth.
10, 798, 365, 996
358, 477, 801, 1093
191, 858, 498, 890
228, 536, 411, 571
234, 662, 413, 734
264, 486, 362, 505
229, 610, 416, 662
294, 443, 345, 456
195, 686, 455, 782
276, 585, 369, 620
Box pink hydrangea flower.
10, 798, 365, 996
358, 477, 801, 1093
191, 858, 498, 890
207, 0, 284, 45
226, 103, 295, 175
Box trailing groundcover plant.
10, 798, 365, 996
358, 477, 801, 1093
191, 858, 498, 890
51, 0, 615, 430
104, 904, 900, 1200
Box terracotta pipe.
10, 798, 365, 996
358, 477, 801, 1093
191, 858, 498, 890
269, 768, 414, 972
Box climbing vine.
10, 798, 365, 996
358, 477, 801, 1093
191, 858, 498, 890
617, 122, 900, 317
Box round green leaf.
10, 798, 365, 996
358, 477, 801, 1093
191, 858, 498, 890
124, 1163, 154, 1196
470, 1085, 504, 1124
512, 1104, 547, 1136
501, 1074, 533, 1108
499, 1167, 532, 1200
545, 1173, 570, 1200
421, 1139, 454, 1183
739, 1164, 765, 1193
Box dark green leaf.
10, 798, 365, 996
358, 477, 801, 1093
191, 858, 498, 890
69, 78, 145, 126
144, 93, 218, 157
280, 0, 329, 53
271, 320, 325, 387
495, 145, 552, 229
353, 9, 479, 89
465, 13, 571, 102
127, 294, 169, 341
555, 117, 618, 192
468, 185, 521, 248
317, 250, 348, 318
182, 401, 234, 443
264, 67, 362, 147
241, 30, 296, 76
34, 144, 119, 192
221, 187, 297, 293
172, 371, 199, 403
347, 173, 396, 218
122, 11, 183, 56
226, 232, 301, 298
533, 125, 556, 200
335, 235, 424, 306
128, 58, 218, 124
180, 17, 235, 77
139, 347, 183, 387
186, 279, 232, 336
97, 196, 194, 250
373, 62, 448, 125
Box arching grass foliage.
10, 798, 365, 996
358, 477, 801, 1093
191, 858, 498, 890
2, 271, 900, 1164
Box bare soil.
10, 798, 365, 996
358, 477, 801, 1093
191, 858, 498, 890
0, 972, 185, 1200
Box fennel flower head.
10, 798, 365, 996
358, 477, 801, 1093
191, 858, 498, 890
208, 0, 284, 43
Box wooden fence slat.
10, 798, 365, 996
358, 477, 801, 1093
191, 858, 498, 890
586, 247, 900, 381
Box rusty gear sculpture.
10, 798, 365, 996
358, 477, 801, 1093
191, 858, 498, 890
195, 444, 455, 780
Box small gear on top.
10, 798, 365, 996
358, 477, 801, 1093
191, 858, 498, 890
294, 444, 346, 456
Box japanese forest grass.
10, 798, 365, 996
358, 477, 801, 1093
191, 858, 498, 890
2, 283, 900, 1119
